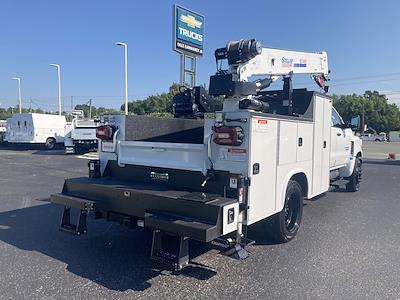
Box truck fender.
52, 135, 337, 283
339, 142, 363, 178
277, 169, 310, 213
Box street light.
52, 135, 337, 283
50, 64, 62, 116
115, 42, 128, 115
11, 77, 22, 113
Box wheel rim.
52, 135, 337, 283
284, 192, 300, 233
47, 139, 54, 149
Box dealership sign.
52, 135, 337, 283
173, 4, 204, 56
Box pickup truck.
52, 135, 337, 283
361, 132, 386, 142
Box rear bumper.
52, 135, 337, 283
51, 177, 237, 242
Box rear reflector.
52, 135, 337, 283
213, 126, 244, 146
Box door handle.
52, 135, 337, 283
337, 132, 342, 136
298, 137, 303, 147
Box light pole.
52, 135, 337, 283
11, 77, 22, 113
115, 42, 128, 115
50, 64, 62, 116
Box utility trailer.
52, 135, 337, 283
51, 39, 362, 270
6, 113, 69, 149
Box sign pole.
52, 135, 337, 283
180, 53, 185, 86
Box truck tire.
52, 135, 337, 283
267, 180, 303, 243
345, 156, 362, 192
45, 138, 56, 150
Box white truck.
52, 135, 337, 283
361, 132, 386, 142
6, 113, 69, 149
64, 111, 98, 154
0, 120, 6, 142
51, 39, 362, 270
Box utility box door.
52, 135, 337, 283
278, 121, 297, 165
297, 122, 313, 162
247, 117, 278, 222
312, 95, 331, 196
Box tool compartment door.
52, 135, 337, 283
246, 117, 278, 224
311, 95, 331, 195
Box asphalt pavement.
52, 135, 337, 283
362, 141, 400, 160
0, 148, 399, 299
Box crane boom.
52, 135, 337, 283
209, 39, 330, 97
237, 48, 328, 81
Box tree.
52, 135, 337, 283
122, 83, 180, 116
0, 107, 46, 120
332, 91, 400, 132
74, 104, 121, 118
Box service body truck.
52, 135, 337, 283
6, 113, 69, 149
51, 39, 362, 270
64, 117, 98, 154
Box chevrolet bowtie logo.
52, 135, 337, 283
180, 14, 202, 29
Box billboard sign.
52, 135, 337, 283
173, 4, 204, 56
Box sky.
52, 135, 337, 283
1, 0, 400, 111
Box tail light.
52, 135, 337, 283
96, 125, 113, 141
213, 126, 244, 146
238, 187, 244, 203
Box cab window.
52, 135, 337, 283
331, 108, 343, 127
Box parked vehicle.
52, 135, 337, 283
0, 120, 6, 142
51, 39, 362, 270
64, 111, 98, 154
361, 132, 386, 142
6, 113, 70, 149
388, 131, 400, 142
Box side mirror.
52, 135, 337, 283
350, 115, 361, 131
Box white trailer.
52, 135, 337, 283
51, 39, 362, 270
6, 113, 69, 149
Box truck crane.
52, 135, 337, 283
51, 39, 362, 271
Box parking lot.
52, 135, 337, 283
0, 144, 399, 299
